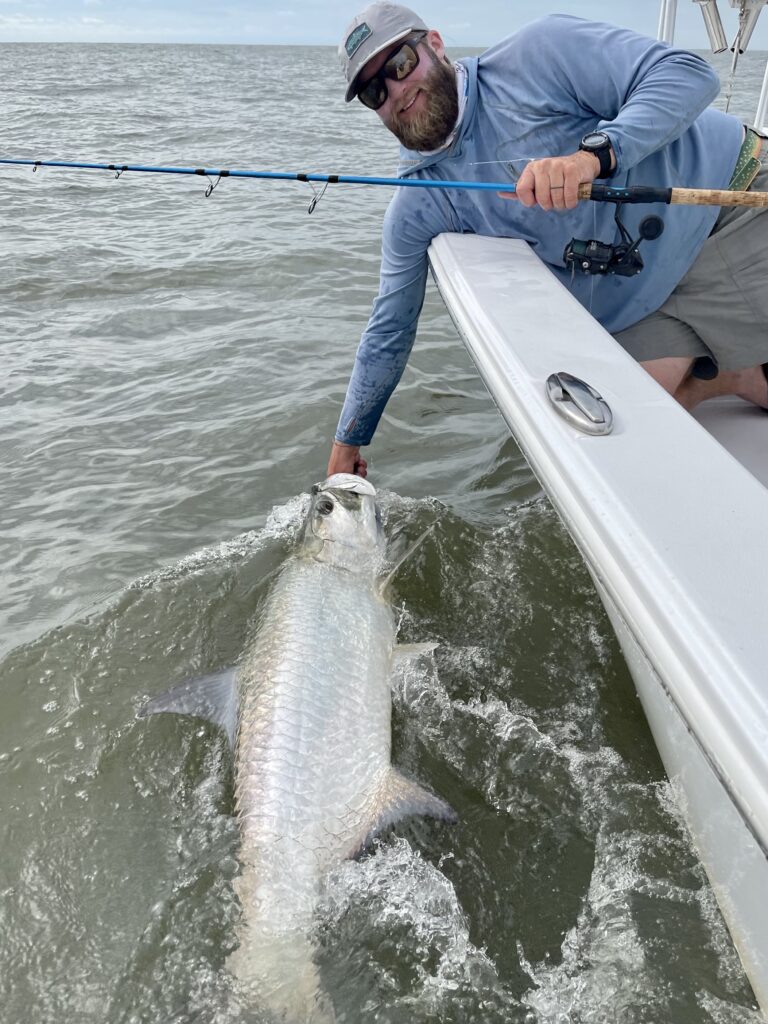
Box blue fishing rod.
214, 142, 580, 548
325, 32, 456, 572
3, 156, 766, 208
0, 157, 524, 198
3, 155, 765, 277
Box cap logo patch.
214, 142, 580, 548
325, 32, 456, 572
345, 22, 371, 57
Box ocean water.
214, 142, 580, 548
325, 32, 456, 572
1, 41, 766, 1023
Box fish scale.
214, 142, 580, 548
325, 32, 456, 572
235, 558, 393, 857
138, 474, 453, 1022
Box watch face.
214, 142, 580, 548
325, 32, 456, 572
582, 131, 609, 150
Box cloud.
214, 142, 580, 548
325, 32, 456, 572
0, 12, 133, 40
0, 1, 766, 46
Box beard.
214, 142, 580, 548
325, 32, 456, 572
385, 53, 459, 152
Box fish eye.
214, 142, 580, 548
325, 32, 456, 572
316, 497, 334, 516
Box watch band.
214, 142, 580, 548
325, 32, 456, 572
580, 133, 614, 179
593, 144, 613, 179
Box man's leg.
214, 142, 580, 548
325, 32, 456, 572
639, 356, 694, 396
640, 356, 768, 411
675, 364, 768, 411
623, 158, 768, 413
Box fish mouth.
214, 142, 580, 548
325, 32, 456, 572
320, 473, 376, 498
305, 473, 383, 562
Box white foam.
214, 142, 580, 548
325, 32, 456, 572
520, 821, 648, 1022
320, 836, 503, 1014
391, 652, 740, 1020
697, 990, 764, 1023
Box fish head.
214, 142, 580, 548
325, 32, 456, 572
302, 474, 385, 572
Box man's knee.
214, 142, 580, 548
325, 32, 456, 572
639, 356, 694, 395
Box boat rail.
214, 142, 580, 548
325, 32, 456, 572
658, 0, 768, 131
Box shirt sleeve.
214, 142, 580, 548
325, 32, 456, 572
511, 15, 721, 174
334, 188, 443, 446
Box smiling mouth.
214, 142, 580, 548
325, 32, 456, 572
399, 90, 420, 115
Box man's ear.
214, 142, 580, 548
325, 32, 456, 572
426, 29, 447, 62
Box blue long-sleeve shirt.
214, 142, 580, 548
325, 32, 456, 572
335, 14, 743, 446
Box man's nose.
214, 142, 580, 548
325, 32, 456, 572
385, 75, 410, 109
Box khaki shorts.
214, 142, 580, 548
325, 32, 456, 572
614, 148, 768, 377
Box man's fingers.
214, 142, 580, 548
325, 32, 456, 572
511, 153, 598, 211
564, 179, 581, 209
550, 178, 566, 211
525, 165, 555, 210
513, 172, 536, 208
327, 442, 363, 478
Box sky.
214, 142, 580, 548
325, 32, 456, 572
1, 0, 767, 48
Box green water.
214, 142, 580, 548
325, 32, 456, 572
1, 41, 766, 1023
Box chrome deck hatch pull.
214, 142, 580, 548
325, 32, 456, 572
546, 371, 613, 435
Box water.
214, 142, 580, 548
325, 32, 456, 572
1, 41, 766, 1023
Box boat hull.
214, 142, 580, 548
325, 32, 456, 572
593, 573, 768, 1010
428, 231, 768, 1014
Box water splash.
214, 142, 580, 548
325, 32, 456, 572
318, 836, 511, 1023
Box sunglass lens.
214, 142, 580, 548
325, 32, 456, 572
358, 79, 386, 110
389, 44, 418, 81
356, 37, 422, 111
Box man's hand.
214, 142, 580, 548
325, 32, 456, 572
498, 150, 607, 211
326, 440, 368, 479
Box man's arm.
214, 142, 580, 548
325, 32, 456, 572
499, 14, 720, 209
526, 15, 719, 168
327, 188, 445, 473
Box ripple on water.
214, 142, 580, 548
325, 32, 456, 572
3, 40, 767, 1022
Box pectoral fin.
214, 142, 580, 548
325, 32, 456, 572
363, 768, 456, 847
378, 522, 436, 593
137, 667, 238, 751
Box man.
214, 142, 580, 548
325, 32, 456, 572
327, 2, 768, 478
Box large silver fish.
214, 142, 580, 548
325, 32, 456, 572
138, 474, 454, 1022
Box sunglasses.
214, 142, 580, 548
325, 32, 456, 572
357, 32, 427, 111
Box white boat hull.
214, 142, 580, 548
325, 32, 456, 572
595, 574, 768, 1007
428, 232, 768, 1013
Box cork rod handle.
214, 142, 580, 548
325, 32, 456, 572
577, 182, 768, 207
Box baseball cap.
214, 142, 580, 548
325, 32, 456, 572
339, 2, 428, 102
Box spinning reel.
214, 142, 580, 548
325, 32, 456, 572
563, 204, 665, 277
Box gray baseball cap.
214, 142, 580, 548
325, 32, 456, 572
339, 2, 428, 102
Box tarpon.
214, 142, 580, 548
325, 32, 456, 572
138, 474, 454, 1022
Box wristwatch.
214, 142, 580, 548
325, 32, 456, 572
579, 131, 614, 179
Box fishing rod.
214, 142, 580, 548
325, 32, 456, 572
580, 182, 768, 208
2, 157, 768, 208
3, 156, 765, 278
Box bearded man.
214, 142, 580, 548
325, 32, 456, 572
327, 2, 768, 478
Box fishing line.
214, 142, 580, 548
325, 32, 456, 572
467, 156, 544, 167
588, 201, 598, 313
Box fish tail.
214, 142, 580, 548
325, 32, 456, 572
228, 929, 335, 1023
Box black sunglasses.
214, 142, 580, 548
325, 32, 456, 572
356, 32, 427, 111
